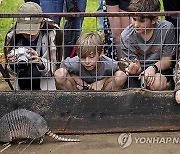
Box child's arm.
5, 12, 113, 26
120, 30, 141, 73
144, 56, 172, 76
154, 56, 172, 72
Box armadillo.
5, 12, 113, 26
0, 109, 80, 143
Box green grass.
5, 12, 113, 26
0, 0, 23, 52
159, 0, 165, 20
82, 0, 98, 33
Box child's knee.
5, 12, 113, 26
54, 68, 68, 85
149, 73, 167, 90
54, 68, 67, 78
114, 71, 127, 84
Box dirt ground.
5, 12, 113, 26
1, 132, 180, 154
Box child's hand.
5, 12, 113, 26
90, 78, 107, 90
124, 58, 141, 75
141, 66, 156, 87
7, 53, 16, 63
26, 47, 42, 65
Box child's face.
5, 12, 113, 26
80, 51, 100, 71
131, 17, 156, 34
21, 22, 43, 41
22, 32, 39, 41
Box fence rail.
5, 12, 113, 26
0, 11, 180, 18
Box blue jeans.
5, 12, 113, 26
40, 0, 87, 37
97, 0, 104, 33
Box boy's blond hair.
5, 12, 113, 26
76, 32, 103, 58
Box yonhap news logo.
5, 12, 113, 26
118, 133, 180, 148
118, 133, 132, 148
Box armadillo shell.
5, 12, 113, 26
0, 109, 48, 143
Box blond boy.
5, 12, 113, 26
55, 32, 127, 90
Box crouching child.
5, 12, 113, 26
55, 32, 127, 90
4, 2, 62, 90
120, 0, 176, 90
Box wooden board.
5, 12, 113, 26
0, 89, 179, 134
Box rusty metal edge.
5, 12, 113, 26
0, 11, 180, 18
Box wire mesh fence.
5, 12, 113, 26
0, 12, 180, 91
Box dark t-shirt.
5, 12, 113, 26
105, 0, 130, 11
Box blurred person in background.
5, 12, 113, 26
97, 0, 104, 34
40, 0, 87, 59
105, 0, 131, 66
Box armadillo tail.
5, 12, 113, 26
46, 130, 80, 142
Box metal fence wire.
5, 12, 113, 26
0, 12, 180, 91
